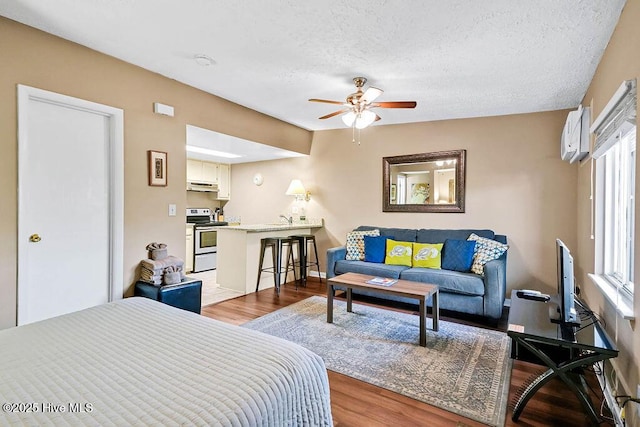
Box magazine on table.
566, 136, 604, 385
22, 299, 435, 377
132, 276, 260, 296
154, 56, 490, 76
365, 277, 397, 286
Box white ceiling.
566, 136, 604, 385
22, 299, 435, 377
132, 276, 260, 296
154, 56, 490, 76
0, 1, 626, 134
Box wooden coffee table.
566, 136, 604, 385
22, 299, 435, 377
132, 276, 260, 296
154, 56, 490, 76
327, 272, 439, 347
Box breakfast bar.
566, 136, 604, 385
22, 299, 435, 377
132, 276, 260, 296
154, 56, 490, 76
216, 220, 323, 294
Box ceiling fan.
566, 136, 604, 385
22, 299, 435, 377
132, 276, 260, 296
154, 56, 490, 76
309, 77, 417, 129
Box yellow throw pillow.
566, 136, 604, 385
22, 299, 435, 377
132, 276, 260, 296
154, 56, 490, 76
412, 242, 443, 269
384, 239, 413, 266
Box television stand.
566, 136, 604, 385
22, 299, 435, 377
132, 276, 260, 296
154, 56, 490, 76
507, 290, 618, 425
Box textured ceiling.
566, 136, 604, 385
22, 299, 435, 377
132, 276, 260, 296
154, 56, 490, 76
0, 1, 626, 131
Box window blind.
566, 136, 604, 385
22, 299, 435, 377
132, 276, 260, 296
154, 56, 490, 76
590, 79, 637, 159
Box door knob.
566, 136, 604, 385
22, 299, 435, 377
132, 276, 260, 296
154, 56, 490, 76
29, 234, 41, 243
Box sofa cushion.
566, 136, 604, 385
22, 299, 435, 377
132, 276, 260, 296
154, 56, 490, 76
441, 239, 476, 272
334, 260, 408, 279
416, 229, 495, 244
412, 242, 443, 269
356, 226, 418, 242
364, 235, 387, 263
468, 233, 509, 275
385, 239, 413, 266
400, 268, 485, 296
346, 229, 380, 260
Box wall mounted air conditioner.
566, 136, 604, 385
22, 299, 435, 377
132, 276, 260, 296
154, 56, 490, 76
561, 105, 590, 163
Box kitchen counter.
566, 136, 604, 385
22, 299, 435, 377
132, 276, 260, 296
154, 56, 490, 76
216, 220, 323, 294
219, 220, 323, 233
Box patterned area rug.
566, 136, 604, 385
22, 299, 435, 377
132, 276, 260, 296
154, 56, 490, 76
243, 296, 511, 426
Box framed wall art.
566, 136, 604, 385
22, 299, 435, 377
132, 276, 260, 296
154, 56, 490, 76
148, 150, 167, 187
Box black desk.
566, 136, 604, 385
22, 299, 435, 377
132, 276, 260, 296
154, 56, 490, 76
507, 290, 618, 425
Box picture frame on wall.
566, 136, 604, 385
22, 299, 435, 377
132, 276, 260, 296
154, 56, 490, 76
148, 150, 167, 187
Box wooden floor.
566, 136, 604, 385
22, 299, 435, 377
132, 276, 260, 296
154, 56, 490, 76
202, 279, 615, 427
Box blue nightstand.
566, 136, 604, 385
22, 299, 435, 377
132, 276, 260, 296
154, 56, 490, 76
134, 277, 202, 314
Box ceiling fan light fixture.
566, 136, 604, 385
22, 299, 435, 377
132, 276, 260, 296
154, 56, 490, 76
342, 111, 357, 127
355, 110, 376, 129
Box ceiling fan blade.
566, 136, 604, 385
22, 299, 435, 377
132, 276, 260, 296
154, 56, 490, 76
319, 109, 350, 120
372, 101, 417, 108
309, 98, 345, 105
361, 87, 383, 104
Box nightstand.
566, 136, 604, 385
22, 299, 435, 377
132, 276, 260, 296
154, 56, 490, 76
134, 277, 202, 314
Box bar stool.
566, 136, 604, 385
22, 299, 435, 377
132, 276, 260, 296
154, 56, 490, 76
255, 237, 298, 295
287, 234, 322, 286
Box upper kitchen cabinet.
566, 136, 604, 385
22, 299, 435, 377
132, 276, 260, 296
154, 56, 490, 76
187, 159, 218, 184
187, 159, 230, 200
217, 164, 230, 200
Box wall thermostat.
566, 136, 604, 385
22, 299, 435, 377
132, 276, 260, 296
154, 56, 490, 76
253, 173, 264, 186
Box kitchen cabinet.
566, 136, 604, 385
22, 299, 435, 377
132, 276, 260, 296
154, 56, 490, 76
217, 163, 230, 200
185, 225, 194, 273
187, 159, 218, 184
186, 159, 231, 200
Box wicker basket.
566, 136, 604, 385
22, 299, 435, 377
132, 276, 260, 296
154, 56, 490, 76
150, 248, 168, 260
163, 271, 181, 285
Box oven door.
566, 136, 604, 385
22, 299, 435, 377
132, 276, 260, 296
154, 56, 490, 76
194, 227, 217, 254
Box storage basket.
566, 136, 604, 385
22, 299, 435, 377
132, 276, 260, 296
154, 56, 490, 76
150, 248, 168, 260
163, 271, 181, 285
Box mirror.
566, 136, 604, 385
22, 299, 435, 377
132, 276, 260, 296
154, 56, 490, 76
383, 150, 466, 213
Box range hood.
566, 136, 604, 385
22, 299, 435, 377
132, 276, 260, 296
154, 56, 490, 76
187, 181, 219, 192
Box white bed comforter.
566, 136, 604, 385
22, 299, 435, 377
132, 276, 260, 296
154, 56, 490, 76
0, 298, 333, 426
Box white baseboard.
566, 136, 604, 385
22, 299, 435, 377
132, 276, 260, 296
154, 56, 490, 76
595, 361, 624, 426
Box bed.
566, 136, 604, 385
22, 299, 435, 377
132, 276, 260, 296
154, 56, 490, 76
0, 297, 333, 426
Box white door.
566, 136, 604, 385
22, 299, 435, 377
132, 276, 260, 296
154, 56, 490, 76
17, 85, 124, 325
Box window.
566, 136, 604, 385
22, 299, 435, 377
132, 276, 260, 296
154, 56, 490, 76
600, 127, 635, 296
592, 80, 636, 316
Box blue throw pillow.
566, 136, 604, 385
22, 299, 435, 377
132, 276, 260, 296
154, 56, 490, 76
441, 239, 476, 272
364, 235, 388, 263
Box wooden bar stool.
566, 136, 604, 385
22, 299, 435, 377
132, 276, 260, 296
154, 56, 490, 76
287, 234, 322, 286
255, 237, 297, 295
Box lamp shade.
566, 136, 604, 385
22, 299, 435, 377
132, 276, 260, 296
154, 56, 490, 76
355, 110, 376, 129
285, 179, 306, 196
341, 111, 356, 127
342, 110, 376, 129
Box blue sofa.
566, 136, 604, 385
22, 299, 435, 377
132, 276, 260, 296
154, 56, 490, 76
326, 226, 508, 321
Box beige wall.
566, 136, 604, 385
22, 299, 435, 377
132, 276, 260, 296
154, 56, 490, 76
225, 110, 577, 296
0, 17, 311, 328
576, 0, 640, 418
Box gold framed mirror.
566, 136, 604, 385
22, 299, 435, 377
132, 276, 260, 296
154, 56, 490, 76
383, 150, 466, 213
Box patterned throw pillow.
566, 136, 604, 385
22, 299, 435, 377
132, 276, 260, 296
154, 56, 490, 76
412, 242, 443, 269
468, 233, 508, 275
441, 239, 476, 272
384, 239, 413, 266
346, 229, 380, 260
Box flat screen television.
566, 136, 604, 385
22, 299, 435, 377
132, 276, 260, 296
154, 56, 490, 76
551, 239, 580, 327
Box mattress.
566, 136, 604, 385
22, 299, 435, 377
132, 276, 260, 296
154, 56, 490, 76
0, 297, 333, 426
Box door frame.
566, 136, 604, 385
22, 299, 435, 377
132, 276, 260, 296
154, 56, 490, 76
17, 85, 124, 324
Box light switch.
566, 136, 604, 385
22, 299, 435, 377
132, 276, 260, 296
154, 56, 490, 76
168, 204, 177, 216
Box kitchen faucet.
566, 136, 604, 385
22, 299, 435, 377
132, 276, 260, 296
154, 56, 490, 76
279, 214, 293, 225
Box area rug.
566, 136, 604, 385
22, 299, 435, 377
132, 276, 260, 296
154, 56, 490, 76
243, 296, 511, 426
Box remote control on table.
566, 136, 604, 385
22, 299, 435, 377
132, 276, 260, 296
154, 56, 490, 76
516, 289, 551, 302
